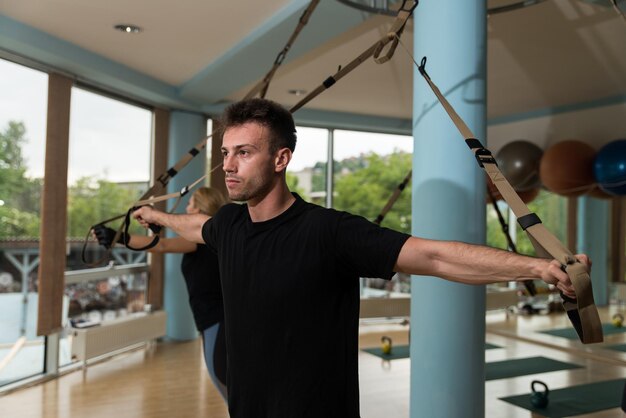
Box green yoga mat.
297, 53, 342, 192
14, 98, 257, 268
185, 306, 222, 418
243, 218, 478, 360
500, 379, 625, 417
362, 343, 501, 360
540, 323, 626, 339
485, 356, 582, 381
362, 344, 411, 360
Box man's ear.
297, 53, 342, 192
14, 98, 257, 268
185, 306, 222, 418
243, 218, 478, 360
275, 148, 292, 173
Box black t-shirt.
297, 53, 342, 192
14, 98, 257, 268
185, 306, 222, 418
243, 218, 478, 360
202, 194, 410, 418
180, 244, 224, 331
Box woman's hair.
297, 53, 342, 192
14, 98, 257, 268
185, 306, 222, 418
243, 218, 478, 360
191, 187, 229, 216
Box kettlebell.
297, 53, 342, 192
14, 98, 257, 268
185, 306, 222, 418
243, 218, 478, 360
381, 336, 392, 355
530, 380, 549, 409
612, 313, 624, 328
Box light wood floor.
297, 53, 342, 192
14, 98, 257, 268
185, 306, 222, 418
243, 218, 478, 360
2, 307, 626, 417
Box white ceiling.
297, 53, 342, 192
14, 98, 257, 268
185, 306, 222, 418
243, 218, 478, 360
0, 0, 625, 122
0, 0, 292, 85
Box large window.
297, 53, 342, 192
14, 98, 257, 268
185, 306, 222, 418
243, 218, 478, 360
60, 87, 153, 366
0, 58, 48, 387
67, 86, 152, 270
333, 129, 413, 295
283, 127, 413, 295
333, 130, 413, 233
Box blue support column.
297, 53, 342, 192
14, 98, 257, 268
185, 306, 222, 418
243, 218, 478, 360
163, 111, 207, 340
577, 196, 609, 306
412, 1, 487, 417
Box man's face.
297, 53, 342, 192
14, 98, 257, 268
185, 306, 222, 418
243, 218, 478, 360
221, 122, 276, 202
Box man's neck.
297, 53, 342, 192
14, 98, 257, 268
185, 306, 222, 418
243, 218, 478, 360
247, 183, 296, 222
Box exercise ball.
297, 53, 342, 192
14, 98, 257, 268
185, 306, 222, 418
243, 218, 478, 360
496, 140, 543, 191
594, 139, 626, 196
539, 140, 595, 197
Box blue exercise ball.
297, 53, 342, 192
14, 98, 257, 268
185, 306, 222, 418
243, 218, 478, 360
594, 139, 626, 196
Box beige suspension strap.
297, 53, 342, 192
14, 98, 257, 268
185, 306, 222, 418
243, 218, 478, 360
135, 0, 416, 211
133, 172, 209, 208
290, 0, 418, 113
81, 165, 221, 265
136, 0, 417, 210
416, 56, 602, 344
374, 170, 412, 225
244, 0, 321, 100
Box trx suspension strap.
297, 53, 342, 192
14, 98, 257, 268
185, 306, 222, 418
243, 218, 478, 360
131, 0, 416, 214
82, 138, 211, 265
244, 0, 321, 100
138, 1, 416, 212
417, 56, 602, 344
120, 172, 213, 251
290, 0, 418, 113
82, 164, 219, 266
374, 170, 412, 225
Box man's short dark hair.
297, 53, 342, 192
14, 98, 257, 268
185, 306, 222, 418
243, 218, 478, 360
220, 98, 297, 153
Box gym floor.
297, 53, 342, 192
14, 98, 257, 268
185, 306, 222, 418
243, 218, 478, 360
1, 307, 625, 418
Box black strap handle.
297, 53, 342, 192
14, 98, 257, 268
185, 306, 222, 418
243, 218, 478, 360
122, 207, 161, 251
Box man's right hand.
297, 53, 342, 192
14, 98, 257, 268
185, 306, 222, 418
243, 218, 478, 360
132, 206, 207, 244
132, 206, 162, 229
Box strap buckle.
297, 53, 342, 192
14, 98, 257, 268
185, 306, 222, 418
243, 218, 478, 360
474, 148, 497, 168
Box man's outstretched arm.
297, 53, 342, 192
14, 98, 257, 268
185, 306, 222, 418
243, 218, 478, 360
132, 206, 208, 244
394, 237, 588, 299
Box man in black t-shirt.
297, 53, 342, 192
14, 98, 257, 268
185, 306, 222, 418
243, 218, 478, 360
133, 98, 588, 418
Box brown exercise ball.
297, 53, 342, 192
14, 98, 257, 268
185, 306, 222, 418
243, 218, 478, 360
539, 140, 596, 197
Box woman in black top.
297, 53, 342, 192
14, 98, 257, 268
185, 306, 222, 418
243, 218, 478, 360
95, 187, 228, 400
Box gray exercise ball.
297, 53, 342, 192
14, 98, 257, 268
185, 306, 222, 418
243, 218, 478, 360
496, 140, 543, 191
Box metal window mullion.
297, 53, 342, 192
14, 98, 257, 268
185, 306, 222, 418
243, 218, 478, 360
44, 333, 59, 377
